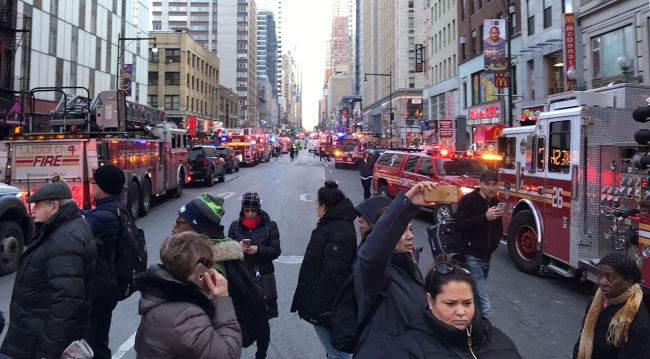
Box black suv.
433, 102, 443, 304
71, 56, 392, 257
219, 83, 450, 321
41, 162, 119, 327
187, 146, 226, 186
216, 146, 240, 174
0, 183, 34, 275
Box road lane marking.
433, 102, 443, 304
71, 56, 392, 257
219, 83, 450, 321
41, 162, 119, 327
299, 194, 313, 202
276, 179, 281, 183
329, 170, 332, 173
218, 192, 236, 200
112, 332, 136, 359
274, 255, 304, 264
226, 175, 241, 182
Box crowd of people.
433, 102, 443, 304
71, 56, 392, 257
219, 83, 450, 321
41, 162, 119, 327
0, 164, 649, 359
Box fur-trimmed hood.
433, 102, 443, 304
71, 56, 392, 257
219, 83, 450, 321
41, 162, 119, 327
135, 264, 216, 318
210, 237, 244, 262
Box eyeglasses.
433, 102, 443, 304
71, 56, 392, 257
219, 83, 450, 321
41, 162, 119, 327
434, 263, 471, 275
175, 217, 188, 225
243, 208, 258, 213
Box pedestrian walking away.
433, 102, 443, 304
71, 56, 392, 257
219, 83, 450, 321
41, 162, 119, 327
0, 182, 97, 359
229, 192, 282, 359
291, 181, 358, 359
81, 164, 126, 359
134, 231, 242, 359
382, 254, 523, 359
454, 170, 504, 320
355, 152, 376, 200
290, 145, 295, 161
353, 181, 437, 358
572, 252, 650, 359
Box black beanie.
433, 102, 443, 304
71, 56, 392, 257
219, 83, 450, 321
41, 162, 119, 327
599, 252, 642, 283
242, 192, 261, 209
179, 193, 226, 234
94, 165, 125, 196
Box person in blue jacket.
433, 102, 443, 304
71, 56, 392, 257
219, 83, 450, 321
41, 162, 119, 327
81, 164, 126, 359
353, 181, 437, 358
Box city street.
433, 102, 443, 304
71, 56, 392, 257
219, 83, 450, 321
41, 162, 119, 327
0, 154, 593, 359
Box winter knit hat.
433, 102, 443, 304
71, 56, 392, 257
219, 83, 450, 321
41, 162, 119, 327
599, 252, 642, 283
242, 192, 261, 209
93, 164, 126, 196
179, 193, 226, 233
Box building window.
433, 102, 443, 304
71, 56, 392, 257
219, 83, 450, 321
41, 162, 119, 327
49, 16, 57, 56
543, 0, 552, 28
462, 42, 466, 60
237, 43, 248, 50
409, 77, 415, 89
471, 0, 476, 15
148, 95, 158, 107
152, 24, 161, 30
478, 0, 483, 9
592, 25, 634, 79
471, 31, 476, 56
527, 0, 535, 36
462, 82, 468, 108
165, 49, 181, 62
548, 120, 571, 173
148, 72, 158, 86
478, 25, 484, 52
165, 72, 180, 86
461, 0, 466, 21
71, 26, 79, 62
165, 95, 180, 110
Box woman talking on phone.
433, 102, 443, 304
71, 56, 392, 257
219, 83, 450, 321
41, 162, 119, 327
228, 192, 281, 359
134, 231, 242, 359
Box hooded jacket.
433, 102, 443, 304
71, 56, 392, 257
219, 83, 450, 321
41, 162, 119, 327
382, 310, 523, 359
134, 265, 242, 359
353, 192, 427, 358
291, 198, 358, 322
356, 156, 377, 179
0, 202, 96, 359
356, 196, 393, 226
455, 188, 504, 261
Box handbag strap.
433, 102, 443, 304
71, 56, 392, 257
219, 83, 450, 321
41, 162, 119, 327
355, 270, 392, 336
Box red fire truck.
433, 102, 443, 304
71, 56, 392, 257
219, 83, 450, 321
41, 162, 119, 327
0, 90, 188, 218
221, 128, 259, 165
333, 137, 359, 169
255, 133, 272, 162
496, 84, 650, 289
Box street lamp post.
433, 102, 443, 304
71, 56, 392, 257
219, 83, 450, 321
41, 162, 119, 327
566, 66, 587, 91
506, 4, 515, 127
364, 71, 392, 147
618, 53, 643, 83
117, 34, 157, 92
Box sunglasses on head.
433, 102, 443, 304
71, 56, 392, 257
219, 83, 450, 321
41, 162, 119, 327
434, 263, 471, 275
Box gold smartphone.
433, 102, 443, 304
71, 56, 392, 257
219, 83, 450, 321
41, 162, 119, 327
188, 263, 210, 290
423, 185, 459, 203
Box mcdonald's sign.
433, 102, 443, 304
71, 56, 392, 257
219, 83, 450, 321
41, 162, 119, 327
564, 14, 576, 90
494, 73, 508, 88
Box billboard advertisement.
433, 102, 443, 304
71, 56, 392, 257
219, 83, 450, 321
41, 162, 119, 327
119, 64, 133, 96
483, 19, 507, 81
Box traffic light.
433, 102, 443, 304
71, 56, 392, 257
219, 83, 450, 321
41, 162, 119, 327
383, 113, 388, 121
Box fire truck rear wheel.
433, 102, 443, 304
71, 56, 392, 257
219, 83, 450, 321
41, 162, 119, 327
139, 179, 151, 217
128, 182, 140, 219
0, 221, 24, 275
507, 210, 544, 275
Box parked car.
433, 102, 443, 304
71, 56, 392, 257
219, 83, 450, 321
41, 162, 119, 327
187, 146, 226, 187
216, 146, 240, 174
0, 183, 34, 275
372, 149, 485, 223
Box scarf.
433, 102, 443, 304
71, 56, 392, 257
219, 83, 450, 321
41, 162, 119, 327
577, 283, 643, 359
242, 215, 261, 230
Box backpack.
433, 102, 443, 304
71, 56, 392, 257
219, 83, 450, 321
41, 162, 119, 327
104, 206, 148, 301
222, 259, 268, 348
319, 270, 392, 354
427, 219, 464, 257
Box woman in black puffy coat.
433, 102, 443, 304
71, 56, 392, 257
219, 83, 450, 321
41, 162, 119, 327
228, 192, 281, 359
291, 181, 357, 359
383, 254, 522, 359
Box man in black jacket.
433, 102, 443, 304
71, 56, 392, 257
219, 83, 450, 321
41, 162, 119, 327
82, 164, 126, 359
0, 182, 96, 359
356, 152, 376, 200
454, 170, 503, 320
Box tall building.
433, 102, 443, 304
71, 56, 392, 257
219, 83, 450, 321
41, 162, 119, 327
10, 0, 150, 110
330, 0, 350, 69
361, 0, 426, 147
348, 0, 362, 95
152, 0, 259, 127
148, 30, 239, 133
257, 10, 279, 95
280, 51, 302, 129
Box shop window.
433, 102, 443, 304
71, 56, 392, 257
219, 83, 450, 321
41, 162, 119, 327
471, 71, 497, 105
592, 26, 634, 79
546, 52, 564, 95
548, 120, 571, 174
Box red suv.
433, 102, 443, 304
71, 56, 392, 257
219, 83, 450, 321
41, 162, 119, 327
372, 149, 486, 223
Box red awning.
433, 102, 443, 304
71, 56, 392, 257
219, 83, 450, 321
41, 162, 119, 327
422, 129, 435, 138
472, 125, 508, 141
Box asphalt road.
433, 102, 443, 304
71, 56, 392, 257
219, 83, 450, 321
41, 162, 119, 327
0, 153, 593, 359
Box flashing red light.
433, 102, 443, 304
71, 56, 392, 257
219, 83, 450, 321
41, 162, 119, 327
187, 176, 192, 182
247, 136, 251, 140
440, 149, 449, 156
70, 125, 78, 133
466, 150, 474, 157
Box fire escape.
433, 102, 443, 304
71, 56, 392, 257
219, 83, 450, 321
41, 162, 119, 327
0, 0, 31, 92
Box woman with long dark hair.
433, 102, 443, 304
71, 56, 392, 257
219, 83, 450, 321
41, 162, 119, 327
291, 181, 357, 359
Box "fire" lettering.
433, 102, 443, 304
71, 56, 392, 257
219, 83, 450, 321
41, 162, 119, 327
32, 155, 63, 167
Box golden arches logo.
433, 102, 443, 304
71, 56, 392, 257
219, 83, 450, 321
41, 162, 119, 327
494, 74, 508, 88
564, 14, 575, 23
494, 127, 503, 137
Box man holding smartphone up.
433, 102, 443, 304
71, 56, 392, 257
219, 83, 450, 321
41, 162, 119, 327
454, 170, 504, 320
